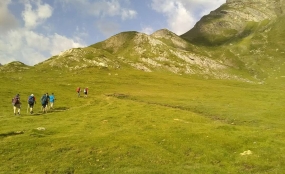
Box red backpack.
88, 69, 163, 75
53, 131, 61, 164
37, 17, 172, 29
12, 97, 20, 105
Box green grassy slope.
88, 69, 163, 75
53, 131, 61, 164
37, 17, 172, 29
186, 16, 285, 82
1, 66, 285, 173
180, 1, 285, 81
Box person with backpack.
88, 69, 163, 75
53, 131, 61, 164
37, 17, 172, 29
12, 94, 21, 115
84, 87, 88, 97
46, 93, 50, 111
27, 94, 36, 114
41, 93, 48, 113
76, 87, 81, 97
49, 93, 55, 109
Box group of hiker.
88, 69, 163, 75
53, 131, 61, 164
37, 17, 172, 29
11, 87, 88, 115
76, 87, 88, 97
11, 93, 55, 115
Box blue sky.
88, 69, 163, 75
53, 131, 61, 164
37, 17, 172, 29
0, 0, 226, 66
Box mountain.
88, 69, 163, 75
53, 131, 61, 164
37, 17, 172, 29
181, 0, 285, 45
181, 0, 285, 81
0, 61, 30, 72
36, 29, 241, 80
5, 0, 285, 83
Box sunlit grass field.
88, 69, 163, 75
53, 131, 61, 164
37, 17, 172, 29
0, 67, 285, 173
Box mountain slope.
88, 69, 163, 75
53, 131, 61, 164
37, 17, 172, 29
180, 0, 285, 82
36, 29, 247, 81
181, 0, 285, 45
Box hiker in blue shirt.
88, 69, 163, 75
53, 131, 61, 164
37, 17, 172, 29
49, 93, 55, 109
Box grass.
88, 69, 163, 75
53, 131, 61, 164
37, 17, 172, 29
0, 66, 285, 174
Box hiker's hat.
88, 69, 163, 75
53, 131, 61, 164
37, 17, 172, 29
31, 94, 34, 96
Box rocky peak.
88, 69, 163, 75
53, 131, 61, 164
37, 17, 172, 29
100, 31, 139, 53
151, 29, 176, 38
151, 29, 190, 49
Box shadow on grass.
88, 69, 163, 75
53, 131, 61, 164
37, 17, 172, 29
48, 107, 69, 113
0, 131, 24, 138
27, 107, 69, 116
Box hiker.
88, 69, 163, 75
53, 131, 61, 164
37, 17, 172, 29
49, 93, 55, 109
76, 87, 81, 97
46, 93, 50, 111
27, 94, 36, 114
41, 93, 48, 113
12, 94, 21, 115
84, 87, 88, 97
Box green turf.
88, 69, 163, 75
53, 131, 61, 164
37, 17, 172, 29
0, 66, 284, 174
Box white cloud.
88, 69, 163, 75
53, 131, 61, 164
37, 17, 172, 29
21, 0, 53, 29
178, 0, 227, 16
151, 0, 226, 35
0, 0, 86, 66
121, 9, 137, 20
0, 0, 19, 32
0, 29, 86, 65
95, 21, 120, 38
141, 27, 154, 35
58, 0, 137, 20
50, 33, 85, 55
24, 30, 50, 51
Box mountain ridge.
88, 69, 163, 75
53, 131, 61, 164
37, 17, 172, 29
36, 30, 231, 79
3, 0, 285, 84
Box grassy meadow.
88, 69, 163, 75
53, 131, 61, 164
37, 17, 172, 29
0, 67, 285, 173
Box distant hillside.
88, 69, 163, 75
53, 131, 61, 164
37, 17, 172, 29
0, 61, 30, 72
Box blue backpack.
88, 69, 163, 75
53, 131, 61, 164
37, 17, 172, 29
28, 96, 34, 104
41, 95, 47, 104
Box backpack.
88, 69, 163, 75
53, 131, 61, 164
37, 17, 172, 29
41, 95, 47, 104
76, 87, 80, 92
13, 97, 20, 105
28, 96, 35, 104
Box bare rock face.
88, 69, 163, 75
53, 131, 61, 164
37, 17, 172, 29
151, 29, 190, 49
181, 0, 285, 45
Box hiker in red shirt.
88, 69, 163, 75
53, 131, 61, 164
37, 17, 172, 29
76, 87, 81, 97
